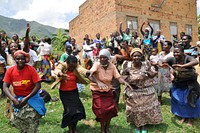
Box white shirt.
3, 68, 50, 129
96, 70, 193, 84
150, 54, 159, 63
28, 49, 38, 66
83, 43, 95, 51
37, 42, 52, 56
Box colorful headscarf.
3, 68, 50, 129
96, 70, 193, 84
99, 49, 111, 60
145, 27, 150, 31
14, 50, 30, 63
130, 48, 143, 57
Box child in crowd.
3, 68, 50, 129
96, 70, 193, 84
149, 48, 159, 97
150, 48, 159, 70
92, 41, 102, 62
72, 50, 81, 65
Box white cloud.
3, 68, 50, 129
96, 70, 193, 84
1, 0, 86, 29
197, 0, 200, 15
0, 0, 33, 14
0, 0, 199, 29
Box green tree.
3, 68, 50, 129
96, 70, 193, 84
52, 29, 68, 51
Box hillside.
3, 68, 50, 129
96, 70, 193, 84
0, 15, 66, 38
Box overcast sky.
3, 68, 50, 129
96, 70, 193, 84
0, 0, 199, 29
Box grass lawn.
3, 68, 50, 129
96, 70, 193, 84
0, 83, 200, 133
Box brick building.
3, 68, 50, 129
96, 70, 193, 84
69, 0, 198, 45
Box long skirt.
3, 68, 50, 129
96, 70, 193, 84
171, 86, 200, 118
125, 87, 162, 127
12, 104, 41, 133
59, 89, 86, 128
92, 90, 118, 122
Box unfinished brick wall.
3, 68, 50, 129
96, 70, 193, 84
69, 0, 198, 45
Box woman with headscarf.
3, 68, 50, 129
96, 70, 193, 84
3, 50, 46, 133
140, 21, 154, 60
89, 49, 131, 133
122, 48, 162, 133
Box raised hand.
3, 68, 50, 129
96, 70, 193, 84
27, 23, 30, 33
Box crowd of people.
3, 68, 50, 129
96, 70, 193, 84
0, 21, 200, 133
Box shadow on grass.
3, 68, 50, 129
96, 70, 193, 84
171, 116, 183, 128
40, 117, 61, 126
192, 118, 200, 129
146, 123, 169, 133
77, 124, 99, 133
79, 91, 92, 100
161, 95, 171, 106
77, 123, 133, 133
118, 102, 126, 112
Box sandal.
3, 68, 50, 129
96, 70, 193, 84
134, 128, 140, 133
141, 126, 148, 133
141, 129, 148, 133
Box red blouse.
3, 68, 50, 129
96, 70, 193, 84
59, 71, 77, 91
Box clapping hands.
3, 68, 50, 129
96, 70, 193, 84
12, 97, 29, 109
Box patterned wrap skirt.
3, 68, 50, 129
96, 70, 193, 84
125, 86, 163, 127
12, 104, 41, 133
92, 90, 118, 122
39, 55, 52, 82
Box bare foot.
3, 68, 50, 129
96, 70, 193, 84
105, 128, 110, 133
186, 119, 193, 126
51, 97, 59, 102
101, 130, 105, 133
178, 118, 185, 124
74, 130, 79, 133
68, 130, 73, 133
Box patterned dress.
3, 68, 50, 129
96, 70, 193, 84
37, 43, 53, 82
157, 51, 174, 96
122, 61, 162, 127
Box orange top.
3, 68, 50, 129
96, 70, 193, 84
90, 62, 121, 92
120, 46, 133, 61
